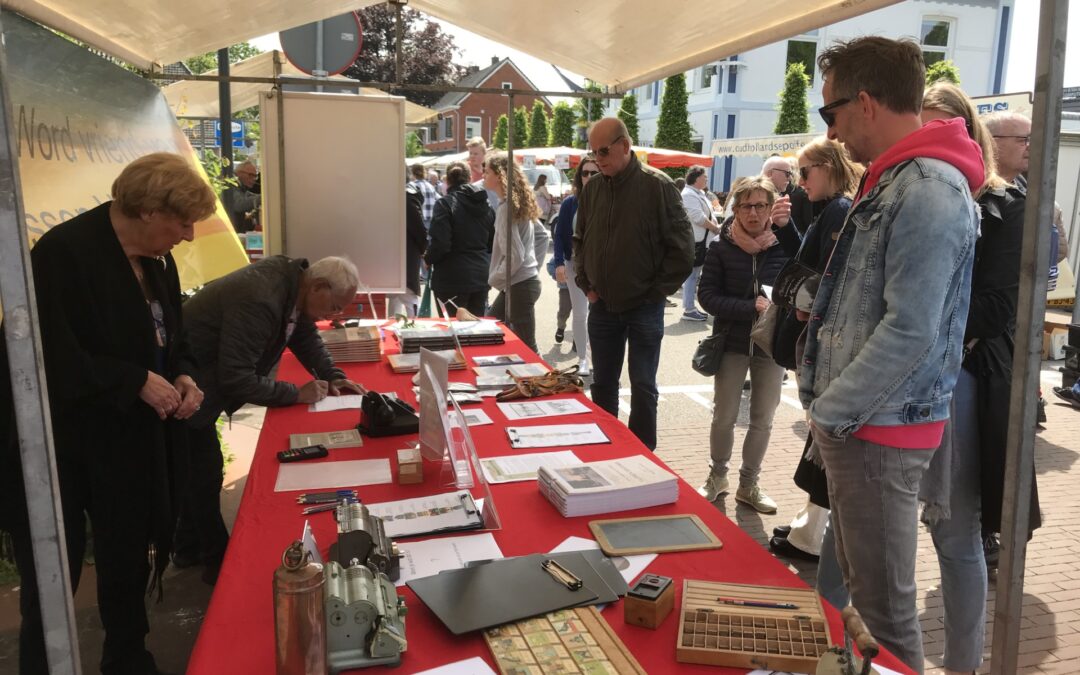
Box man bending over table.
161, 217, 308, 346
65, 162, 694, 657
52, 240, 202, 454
175, 255, 366, 583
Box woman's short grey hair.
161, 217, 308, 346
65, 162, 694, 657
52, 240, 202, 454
306, 256, 360, 294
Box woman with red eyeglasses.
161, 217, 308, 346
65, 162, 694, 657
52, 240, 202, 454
551, 155, 599, 375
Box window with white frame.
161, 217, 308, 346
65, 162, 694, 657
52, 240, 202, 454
464, 116, 481, 140
502, 82, 512, 90
785, 29, 819, 85
698, 65, 715, 91
443, 116, 454, 140
920, 17, 955, 68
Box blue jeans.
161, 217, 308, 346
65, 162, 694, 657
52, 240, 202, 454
816, 433, 935, 674
588, 299, 665, 449
928, 369, 986, 672
682, 265, 702, 312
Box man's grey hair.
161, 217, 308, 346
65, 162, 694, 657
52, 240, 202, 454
306, 256, 360, 293
982, 111, 1031, 134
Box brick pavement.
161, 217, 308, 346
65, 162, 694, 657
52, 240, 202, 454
653, 379, 1080, 674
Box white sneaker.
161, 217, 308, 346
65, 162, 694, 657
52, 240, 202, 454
735, 485, 778, 514
697, 473, 730, 503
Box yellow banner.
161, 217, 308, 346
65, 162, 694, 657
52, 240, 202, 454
6, 13, 248, 291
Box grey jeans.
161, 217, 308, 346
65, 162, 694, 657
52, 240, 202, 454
709, 351, 784, 487
816, 432, 935, 674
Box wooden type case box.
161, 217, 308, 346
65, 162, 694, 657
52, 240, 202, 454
676, 579, 832, 672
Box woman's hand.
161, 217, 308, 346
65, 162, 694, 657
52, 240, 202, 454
140, 372, 181, 420
770, 195, 791, 228
755, 296, 771, 315
329, 378, 366, 396
555, 265, 567, 284
172, 375, 204, 420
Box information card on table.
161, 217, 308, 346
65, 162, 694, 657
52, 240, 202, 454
480, 450, 583, 483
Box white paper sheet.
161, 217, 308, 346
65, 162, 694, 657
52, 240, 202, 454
413, 657, 497, 675
549, 536, 657, 585
480, 450, 582, 484
366, 490, 484, 538
273, 459, 392, 492
497, 398, 591, 421
506, 423, 610, 449
301, 520, 323, 565
394, 532, 504, 586
308, 394, 365, 412
453, 408, 494, 427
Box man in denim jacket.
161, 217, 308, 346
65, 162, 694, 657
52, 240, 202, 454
798, 37, 983, 673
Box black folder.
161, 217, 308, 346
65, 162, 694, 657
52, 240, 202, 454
407, 552, 602, 634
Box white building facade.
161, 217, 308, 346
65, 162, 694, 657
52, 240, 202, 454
607, 0, 1015, 191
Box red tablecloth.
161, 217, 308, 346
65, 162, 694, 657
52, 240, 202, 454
188, 324, 910, 674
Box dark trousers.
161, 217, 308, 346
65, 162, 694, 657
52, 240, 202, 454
556, 286, 571, 331
12, 467, 157, 674
588, 299, 665, 449
490, 277, 542, 353
434, 288, 488, 319
173, 422, 229, 568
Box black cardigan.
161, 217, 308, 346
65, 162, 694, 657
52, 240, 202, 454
0, 202, 195, 587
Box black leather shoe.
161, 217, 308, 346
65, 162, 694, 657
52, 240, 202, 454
170, 552, 199, 569
769, 536, 819, 561
773, 525, 792, 539
554, 328, 565, 344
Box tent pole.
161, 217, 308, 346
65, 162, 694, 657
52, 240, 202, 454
505, 93, 515, 321
0, 10, 82, 675
218, 48, 233, 172
991, 0, 1068, 672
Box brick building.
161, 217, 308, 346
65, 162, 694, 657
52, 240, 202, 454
422, 57, 550, 154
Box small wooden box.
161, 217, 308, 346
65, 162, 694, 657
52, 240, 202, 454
676, 579, 832, 672
624, 574, 674, 629
396, 447, 423, 484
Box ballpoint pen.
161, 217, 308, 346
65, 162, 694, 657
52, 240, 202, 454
715, 597, 798, 610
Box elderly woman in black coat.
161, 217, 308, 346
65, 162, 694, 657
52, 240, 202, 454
0, 152, 214, 674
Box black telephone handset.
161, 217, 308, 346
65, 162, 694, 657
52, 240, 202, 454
358, 391, 419, 437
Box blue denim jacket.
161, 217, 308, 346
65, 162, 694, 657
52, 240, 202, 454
798, 157, 978, 439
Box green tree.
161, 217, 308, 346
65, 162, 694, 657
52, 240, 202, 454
574, 80, 605, 148
655, 74, 691, 151
512, 106, 529, 149
405, 131, 424, 157
493, 114, 509, 149
773, 62, 810, 134
926, 60, 961, 86
184, 42, 262, 75
549, 101, 575, 147
617, 93, 640, 144
527, 100, 550, 148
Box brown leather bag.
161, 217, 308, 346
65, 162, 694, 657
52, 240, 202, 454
495, 365, 585, 401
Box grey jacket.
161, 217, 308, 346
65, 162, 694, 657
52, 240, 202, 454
573, 153, 694, 313
184, 255, 344, 428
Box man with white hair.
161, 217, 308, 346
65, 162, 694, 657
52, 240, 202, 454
761, 155, 814, 232
175, 255, 366, 583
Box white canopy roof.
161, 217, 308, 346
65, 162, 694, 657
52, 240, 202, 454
163, 51, 438, 125
2, 0, 901, 90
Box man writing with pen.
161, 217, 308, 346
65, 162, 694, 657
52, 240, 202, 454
175, 255, 367, 584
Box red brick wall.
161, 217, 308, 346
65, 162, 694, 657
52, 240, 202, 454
424, 62, 550, 153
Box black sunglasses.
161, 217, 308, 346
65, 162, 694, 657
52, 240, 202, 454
592, 134, 624, 158
818, 97, 851, 127
580, 169, 600, 177
798, 163, 826, 181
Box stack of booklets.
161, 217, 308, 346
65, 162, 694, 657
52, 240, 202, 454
537, 455, 679, 517
473, 362, 550, 389
394, 321, 505, 353
387, 349, 467, 373
320, 326, 381, 362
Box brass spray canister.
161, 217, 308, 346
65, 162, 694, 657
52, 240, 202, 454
273, 540, 327, 675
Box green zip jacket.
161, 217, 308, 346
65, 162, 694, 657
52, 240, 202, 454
572, 153, 694, 313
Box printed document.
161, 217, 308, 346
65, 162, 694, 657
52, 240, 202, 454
506, 423, 610, 449
394, 532, 504, 586
480, 450, 582, 484
497, 398, 591, 421
309, 394, 365, 412
366, 489, 484, 538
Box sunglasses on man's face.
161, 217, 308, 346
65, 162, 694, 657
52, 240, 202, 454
592, 134, 624, 158
818, 97, 852, 127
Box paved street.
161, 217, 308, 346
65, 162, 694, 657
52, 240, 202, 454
1, 266, 1078, 674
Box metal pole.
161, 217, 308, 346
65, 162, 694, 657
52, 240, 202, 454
505, 93, 515, 321
217, 48, 233, 173
1071, 164, 1080, 323
0, 11, 81, 675
315, 21, 324, 93
274, 52, 288, 255
991, 1, 1067, 672
394, 0, 404, 85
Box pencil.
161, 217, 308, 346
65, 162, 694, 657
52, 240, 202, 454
715, 597, 798, 610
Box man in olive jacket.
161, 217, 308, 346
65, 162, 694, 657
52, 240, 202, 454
174, 255, 365, 582
573, 117, 694, 449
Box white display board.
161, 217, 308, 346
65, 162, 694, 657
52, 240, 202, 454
260, 91, 406, 292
